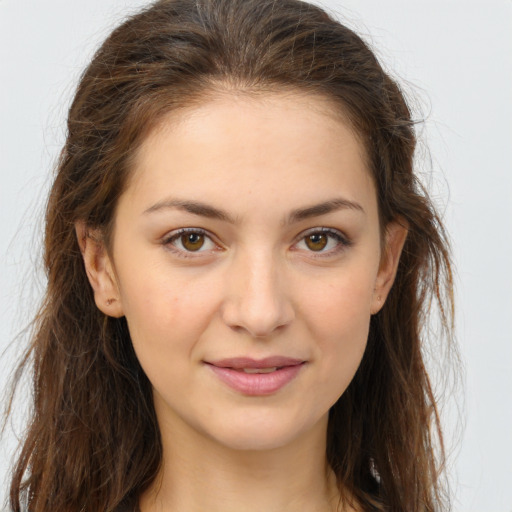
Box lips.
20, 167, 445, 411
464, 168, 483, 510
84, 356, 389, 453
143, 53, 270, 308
205, 357, 305, 396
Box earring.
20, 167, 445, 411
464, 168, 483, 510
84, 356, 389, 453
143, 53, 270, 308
106, 298, 116, 306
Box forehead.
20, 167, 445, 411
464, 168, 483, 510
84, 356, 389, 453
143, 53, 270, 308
121, 92, 376, 220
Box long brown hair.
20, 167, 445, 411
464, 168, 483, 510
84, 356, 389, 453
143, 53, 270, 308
8, 0, 454, 510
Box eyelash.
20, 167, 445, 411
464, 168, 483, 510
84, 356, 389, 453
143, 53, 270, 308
161, 227, 351, 258
292, 227, 352, 257
162, 228, 220, 258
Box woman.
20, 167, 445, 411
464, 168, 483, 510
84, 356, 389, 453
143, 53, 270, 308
8, 0, 454, 511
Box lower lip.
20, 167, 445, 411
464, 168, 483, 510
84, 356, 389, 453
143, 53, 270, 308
206, 363, 304, 396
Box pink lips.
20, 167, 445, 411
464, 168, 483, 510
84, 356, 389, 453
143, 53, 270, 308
205, 357, 305, 396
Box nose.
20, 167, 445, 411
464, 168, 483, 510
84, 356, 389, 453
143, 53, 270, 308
220, 250, 295, 338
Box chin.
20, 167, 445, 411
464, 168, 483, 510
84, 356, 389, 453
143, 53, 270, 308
200, 408, 326, 452
211, 428, 302, 452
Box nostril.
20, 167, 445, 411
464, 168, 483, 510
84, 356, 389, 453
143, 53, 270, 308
219, 257, 295, 337
221, 297, 294, 338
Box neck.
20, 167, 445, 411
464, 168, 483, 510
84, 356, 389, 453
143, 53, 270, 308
140, 415, 348, 512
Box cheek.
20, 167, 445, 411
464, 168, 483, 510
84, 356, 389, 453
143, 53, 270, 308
301, 266, 376, 333
117, 266, 221, 357
297, 269, 375, 389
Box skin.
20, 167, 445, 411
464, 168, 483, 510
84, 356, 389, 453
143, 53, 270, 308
78, 92, 407, 512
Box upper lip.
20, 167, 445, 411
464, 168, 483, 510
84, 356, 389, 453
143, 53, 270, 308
206, 356, 305, 369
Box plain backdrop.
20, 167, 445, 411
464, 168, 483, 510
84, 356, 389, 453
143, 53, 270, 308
1, 1, 511, 510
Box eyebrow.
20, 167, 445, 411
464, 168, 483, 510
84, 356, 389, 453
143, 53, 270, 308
143, 197, 364, 224
287, 198, 365, 224
143, 199, 237, 223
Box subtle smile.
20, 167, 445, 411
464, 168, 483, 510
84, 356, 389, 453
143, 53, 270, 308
205, 357, 306, 396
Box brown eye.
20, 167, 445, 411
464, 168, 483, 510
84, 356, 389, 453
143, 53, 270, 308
294, 229, 349, 256
165, 228, 217, 256
305, 233, 328, 251
181, 232, 205, 251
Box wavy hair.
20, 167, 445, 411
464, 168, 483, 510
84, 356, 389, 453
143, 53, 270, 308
8, 0, 454, 510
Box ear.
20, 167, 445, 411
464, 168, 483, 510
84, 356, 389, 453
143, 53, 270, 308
371, 219, 408, 315
75, 221, 124, 318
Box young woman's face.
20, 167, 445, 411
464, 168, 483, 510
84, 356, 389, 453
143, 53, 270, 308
101, 93, 402, 451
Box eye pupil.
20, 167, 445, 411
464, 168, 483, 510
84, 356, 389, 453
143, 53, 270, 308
181, 233, 205, 251
305, 233, 328, 251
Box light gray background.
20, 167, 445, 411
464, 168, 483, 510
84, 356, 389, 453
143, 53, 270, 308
1, 1, 511, 510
